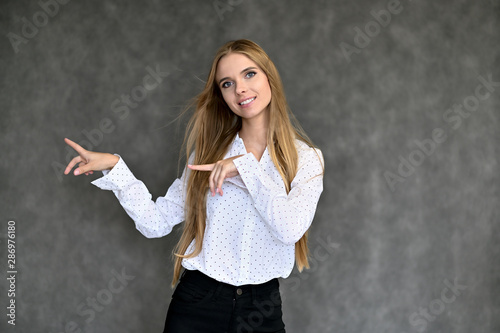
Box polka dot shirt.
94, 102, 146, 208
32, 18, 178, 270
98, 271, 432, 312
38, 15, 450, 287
91, 132, 324, 286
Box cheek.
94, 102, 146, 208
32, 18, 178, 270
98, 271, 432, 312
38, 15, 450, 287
220, 91, 233, 107
220, 91, 240, 113
260, 80, 272, 102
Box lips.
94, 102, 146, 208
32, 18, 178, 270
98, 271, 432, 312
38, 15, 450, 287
238, 97, 256, 105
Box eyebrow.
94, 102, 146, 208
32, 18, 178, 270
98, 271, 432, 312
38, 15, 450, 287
218, 67, 258, 85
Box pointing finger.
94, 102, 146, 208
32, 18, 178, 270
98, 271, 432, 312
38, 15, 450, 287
188, 164, 215, 172
64, 138, 87, 156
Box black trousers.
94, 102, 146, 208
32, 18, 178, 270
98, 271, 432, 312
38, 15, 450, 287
163, 270, 286, 333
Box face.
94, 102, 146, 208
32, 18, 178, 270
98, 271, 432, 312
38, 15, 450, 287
215, 53, 272, 122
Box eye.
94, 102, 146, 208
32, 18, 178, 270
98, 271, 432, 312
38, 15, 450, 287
245, 71, 256, 78
221, 81, 233, 89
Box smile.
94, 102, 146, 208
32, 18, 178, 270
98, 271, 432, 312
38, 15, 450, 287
239, 97, 256, 105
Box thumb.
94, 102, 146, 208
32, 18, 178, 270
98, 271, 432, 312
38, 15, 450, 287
74, 162, 92, 176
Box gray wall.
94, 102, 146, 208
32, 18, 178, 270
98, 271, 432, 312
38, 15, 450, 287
1, 0, 499, 332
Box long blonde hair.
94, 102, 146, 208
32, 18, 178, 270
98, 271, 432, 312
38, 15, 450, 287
172, 39, 322, 287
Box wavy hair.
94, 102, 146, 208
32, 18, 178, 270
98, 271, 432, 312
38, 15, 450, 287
172, 39, 322, 287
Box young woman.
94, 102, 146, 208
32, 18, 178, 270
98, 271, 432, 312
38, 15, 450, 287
64, 39, 324, 333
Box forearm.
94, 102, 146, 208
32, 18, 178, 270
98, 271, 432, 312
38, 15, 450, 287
233, 149, 324, 245
92, 155, 188, 238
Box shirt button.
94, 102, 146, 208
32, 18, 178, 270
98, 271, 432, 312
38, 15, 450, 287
236, 288, 243, 296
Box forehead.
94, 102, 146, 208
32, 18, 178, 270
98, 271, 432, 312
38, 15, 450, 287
215, 53, 259, 79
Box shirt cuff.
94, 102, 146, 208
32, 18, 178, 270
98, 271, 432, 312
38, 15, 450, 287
90, 154, 137, 191
233, 152, 284, 202
233, 152, 259, 179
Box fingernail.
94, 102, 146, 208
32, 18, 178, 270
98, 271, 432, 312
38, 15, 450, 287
75, 169, 80, 175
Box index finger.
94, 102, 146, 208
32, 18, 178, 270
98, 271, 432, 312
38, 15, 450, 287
64, 138, 87, 155
188, 163, 214, 171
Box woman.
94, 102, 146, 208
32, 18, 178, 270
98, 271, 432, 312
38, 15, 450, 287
64, 39, 324, 333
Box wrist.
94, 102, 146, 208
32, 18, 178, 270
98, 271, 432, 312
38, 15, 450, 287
108, 154, 119, 170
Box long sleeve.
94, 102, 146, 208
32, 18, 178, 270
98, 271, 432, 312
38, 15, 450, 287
90, 154, 190, 238
232, 144, 324, 245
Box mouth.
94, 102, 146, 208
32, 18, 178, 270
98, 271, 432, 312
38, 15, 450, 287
238, 97, 256, 106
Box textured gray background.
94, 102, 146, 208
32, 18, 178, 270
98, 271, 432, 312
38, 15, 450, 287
1, 0, 499, 332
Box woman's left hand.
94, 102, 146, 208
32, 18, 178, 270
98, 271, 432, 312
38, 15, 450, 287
188, 155, 244, 196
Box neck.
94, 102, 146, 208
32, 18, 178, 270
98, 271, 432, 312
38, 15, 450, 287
239, 113, 269, 148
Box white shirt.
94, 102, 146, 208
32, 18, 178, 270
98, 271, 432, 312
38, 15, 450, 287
91, 133, 324, 286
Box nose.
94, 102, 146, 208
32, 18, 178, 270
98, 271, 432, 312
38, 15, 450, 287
235, 80, 247, 94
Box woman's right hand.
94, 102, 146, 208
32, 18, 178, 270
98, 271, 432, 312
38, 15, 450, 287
63, 138, 120, 176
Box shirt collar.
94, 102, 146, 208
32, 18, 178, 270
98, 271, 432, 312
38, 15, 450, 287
233, 132, 270, 166
229, 132, 247, 157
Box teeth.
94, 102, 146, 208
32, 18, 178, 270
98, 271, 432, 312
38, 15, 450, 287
240, 97, 255, 105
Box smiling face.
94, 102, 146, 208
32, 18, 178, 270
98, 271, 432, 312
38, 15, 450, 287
215, 52, 272, 123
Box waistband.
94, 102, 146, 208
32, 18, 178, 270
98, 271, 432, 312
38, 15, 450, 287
180, 269, 279, 297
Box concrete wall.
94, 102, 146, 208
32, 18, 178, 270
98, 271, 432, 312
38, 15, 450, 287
1, 0, 499, 332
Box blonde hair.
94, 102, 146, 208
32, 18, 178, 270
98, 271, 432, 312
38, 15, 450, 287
172, 39, 322, 287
